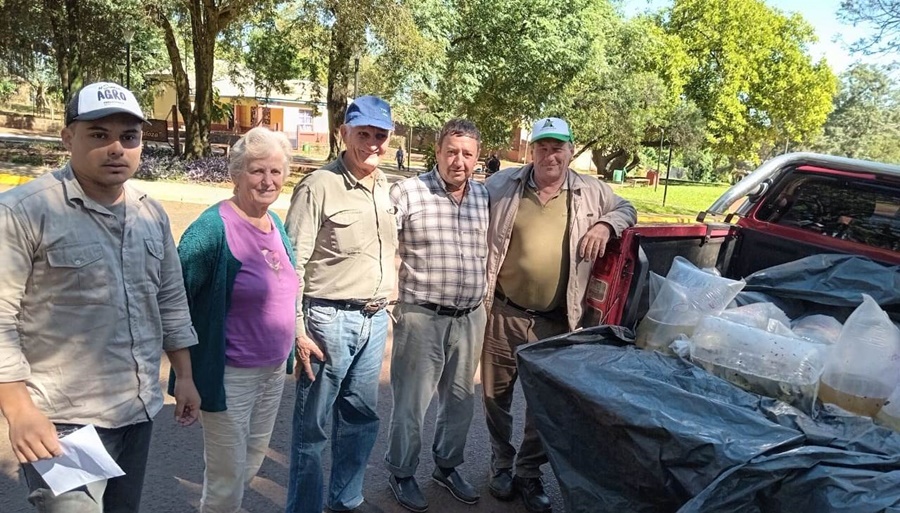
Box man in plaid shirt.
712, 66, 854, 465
385, 118, 489, 512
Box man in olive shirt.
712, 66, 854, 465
284, 95, 397, 513
0, 82, 200, 513
482, 117, 637, 512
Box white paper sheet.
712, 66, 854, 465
31, 425, 125, 495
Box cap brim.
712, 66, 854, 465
530, 133, 571, 143
73, 107, 147, 124
345, 116, 394, 131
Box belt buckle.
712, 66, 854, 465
363, 298, 387, 314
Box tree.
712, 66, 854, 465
432, 0, 609, 147
813, 64, 900, 163
665, 0, 837, 165
150, 0, 279, 159
839, 0, 900, 55
554, 14, 703, 177
0, 0, 148, 103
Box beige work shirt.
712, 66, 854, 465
285, 155, 397, 336
0, 165, 198, 428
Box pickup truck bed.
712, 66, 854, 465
586, 153, 900, 330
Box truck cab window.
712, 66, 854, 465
758, 173, 900, 251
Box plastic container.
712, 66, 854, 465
690, 315, 826, 413
819, 294, 900, 417
612, 169, 625, 183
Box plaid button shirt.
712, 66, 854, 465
390, 169, 489, 309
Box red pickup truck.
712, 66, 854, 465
585, 152, 900, 330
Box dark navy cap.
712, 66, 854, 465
344, 95, 394, 131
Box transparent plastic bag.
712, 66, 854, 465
819, 294, 900, 417
875, 385, 900, 431
719, 302, 791, 331
791, 314, 843, 346
638, 259, 747, 353
690, 315, 826, 413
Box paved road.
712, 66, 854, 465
0, 191, 566, 513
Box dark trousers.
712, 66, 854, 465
481, 300, 568, 478
22, 421, 153, 513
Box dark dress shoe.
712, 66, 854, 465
389, 475, 428, 512
431, 468, 480, 504
513, 475, 552, 513
488, 468, 515, 501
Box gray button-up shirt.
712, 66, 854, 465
0, 165, 198, 428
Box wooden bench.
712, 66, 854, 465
627, 177, 650, 187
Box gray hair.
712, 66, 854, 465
437, 118, 481, 149
228, 127, 293, 180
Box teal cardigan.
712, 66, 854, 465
167, 203, 296, 412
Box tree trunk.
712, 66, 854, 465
47, 0, 82, 103
591, 146, 626, 180
184, 0, 217, 159
326, 20, 354, 160
149, 6, 192, 127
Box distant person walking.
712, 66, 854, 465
397, 146, 406, 171
482, 117, 637, 513
486, 153, 501, 175
284, 95, 398, 513
385, 118, 489, 512
0, 81, 200, 512
171, 127, 298, 513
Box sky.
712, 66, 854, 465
623, 0, 891, 73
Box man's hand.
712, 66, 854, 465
173, 378, 201, 427
6, 404, 62, 463
295, 334, 326, 381
579, 222, 613, 261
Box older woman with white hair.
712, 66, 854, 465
168, 126, 298, 512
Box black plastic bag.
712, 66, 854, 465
517, 326, 900, 513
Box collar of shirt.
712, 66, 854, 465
60, 163, 148, 216
527, 167, 570, 191
426, 167, 472, 201
337, 152, 386, 190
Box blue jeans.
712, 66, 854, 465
286, 300, 388, 513
22, 421, 153, 513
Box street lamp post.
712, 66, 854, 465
353, 55, 360, 99
124, 29, 135, 89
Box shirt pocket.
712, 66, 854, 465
45, 242, 111, 305
144, 238, 164, 293
326, 209, 365, 255
463, 227, 488, 259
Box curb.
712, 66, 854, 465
0, 173, 34, 186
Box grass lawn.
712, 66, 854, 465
614, 182, 732, 217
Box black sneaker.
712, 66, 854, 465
388, 475, 428, 512
513, 475, 552, 513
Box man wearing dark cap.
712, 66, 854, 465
481, 117, 637, 512
285, 95, 398, 513
0, 82, 200, 512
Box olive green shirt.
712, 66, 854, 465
285, 155, 397, 336
497, 186, 570, 312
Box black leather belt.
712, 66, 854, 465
494, 290, 565, 321
419, 302, 481, 318
306, 297, 392, 315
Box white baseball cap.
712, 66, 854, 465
529, 117, 572, 143
65, 82, 146, 126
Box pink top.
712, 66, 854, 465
220, 202, 298, 368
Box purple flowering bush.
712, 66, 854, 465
137, 145, 230, 183
184, 156, 230, 183
136, 146, 185, 181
